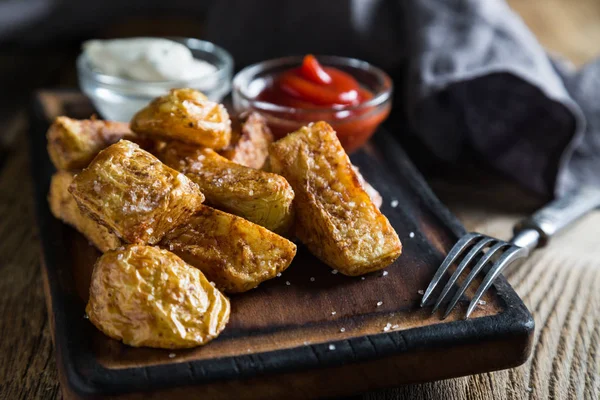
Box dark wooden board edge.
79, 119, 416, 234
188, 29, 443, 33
28, 90, 534, 399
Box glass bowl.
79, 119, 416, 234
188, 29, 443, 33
232, 55, 392, 153
77, 37, 233, 122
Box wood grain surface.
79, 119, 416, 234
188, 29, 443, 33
506, 0, 600, 67
2, 1, 600, 399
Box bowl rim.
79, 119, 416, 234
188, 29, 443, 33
77, 37, 234, 87
232, 55, 393, 115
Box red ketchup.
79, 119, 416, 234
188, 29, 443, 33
257, 55, 389, 152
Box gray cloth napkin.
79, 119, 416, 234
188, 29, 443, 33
404, 0, 598, 196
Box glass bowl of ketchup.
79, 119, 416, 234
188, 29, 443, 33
232, 55, 392, 153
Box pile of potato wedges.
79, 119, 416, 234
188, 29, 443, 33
47, 88, 402, 349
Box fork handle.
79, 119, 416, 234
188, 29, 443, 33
514, 185, 600, 248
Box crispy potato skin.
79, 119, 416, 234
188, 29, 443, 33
221, 112, 273, 169
86, 245, 230, 349
130, 89, 231, 149
269, 122, 402, 275
48, 171, 121, 252
161, 206, 297, 293
69, 140, 205, 245
161, 142, 294, 234
352, 165, 383, 209
47, 117, 138, 170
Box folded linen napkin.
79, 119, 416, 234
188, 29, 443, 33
404, 0, 598, 196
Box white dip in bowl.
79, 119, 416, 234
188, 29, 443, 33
77, 37, 233, 122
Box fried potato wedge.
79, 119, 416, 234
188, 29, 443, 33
47, 116, 141, 170
161, 206, 297, 293
161, 142, 294, 234
130, 88, 231, 149
221, 112, 273, 169
269, 122, 402, 275
352, 165, 383, 209
69, 140, 205, 245
87, 245, 230, 348
48, 171, 121, 252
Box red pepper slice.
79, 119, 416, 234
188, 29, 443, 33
258, 54, 372, 107
299, 54, 332, 85
280, 73, 357, 106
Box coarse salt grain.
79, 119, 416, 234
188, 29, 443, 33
276, 272, 282, 277
167, 217, 173, 223
361, 277, 366, 280
340, 328, 346, 333
83, 314, 89, 319
382, 271, 388, 277
328, 344, 336, 351
390, 200, 399, 208
392, 324, 399, 329
331, 311, 337, 315
418, 289, 424, 295
310, 277, 315, 282
383, 323, 392, 332
285, 281, 291, 286
376, 301, 383, 307
331, 269, 339, 275
409, 232, 415, 238
146, 228, 154, 235
478, 300, 487, 305
168, 353, 176, 358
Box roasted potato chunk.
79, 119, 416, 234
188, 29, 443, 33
130, 88, 231, 149
352, 165, 383, 209
161, 142, 294, 234
221, 112, 273, 169
47, 116, 139, 170
87, 245, 230, 348
269, 122, 402, 275
48, 171, 121, 252
69, 140, 205, 245
161, 205, 297, 293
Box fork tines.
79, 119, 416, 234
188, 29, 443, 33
421, 233, 528, 319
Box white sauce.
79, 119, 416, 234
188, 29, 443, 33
83, 38, 217, 81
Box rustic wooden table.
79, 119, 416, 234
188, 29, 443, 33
1, 1, 599, 399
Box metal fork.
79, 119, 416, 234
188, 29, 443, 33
422, 186, 600, 319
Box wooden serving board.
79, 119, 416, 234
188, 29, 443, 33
29, 90, 534, 400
